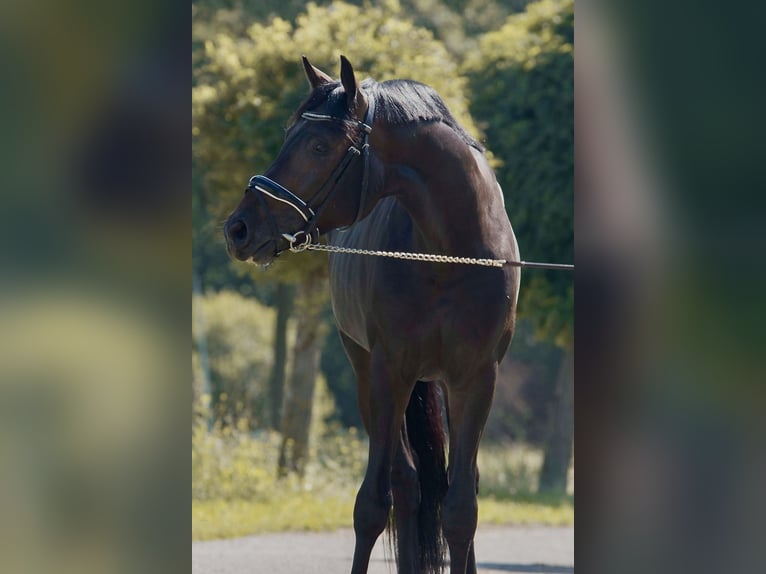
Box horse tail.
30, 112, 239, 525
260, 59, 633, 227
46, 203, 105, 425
406, 380, 448, 574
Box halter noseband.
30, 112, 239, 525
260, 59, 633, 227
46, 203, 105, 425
245, 94, 376, 255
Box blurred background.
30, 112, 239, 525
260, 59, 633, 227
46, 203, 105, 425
0, 1, 189, 573
0, 0, 762, 572
192, 0, 574, 541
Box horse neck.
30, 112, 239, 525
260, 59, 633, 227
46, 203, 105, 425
378, 122, 507, 258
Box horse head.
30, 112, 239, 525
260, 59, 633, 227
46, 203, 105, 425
224, 55, 376, 266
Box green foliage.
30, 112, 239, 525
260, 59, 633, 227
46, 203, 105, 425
398, 0, 533, 58
193, 289, 346, 431
465, 0, 573, 346
477, 444, 542, 497
193, 290, 279, 426
192, 413, 366, 502
475, 442, 568, 498
460, 0, 533, 36
193, 0, 319, 28
193, 359, 365, 498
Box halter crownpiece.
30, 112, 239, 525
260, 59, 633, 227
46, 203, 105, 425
245, 92, 376, 256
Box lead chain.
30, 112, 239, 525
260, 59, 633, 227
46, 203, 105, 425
303, 243, 508, 268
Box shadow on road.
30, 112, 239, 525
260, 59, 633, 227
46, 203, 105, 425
476, 563, 573, 573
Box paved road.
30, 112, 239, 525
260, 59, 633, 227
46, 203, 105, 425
193, 525, 573, 574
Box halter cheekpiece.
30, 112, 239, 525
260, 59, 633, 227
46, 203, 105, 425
245, 93, 376, 256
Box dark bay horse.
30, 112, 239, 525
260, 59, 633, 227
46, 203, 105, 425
224, 55, 520, 574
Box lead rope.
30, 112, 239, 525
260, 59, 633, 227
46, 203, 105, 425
301, 242, 574, 270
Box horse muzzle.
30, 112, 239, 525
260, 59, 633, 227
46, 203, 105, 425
223, 215, 274, 264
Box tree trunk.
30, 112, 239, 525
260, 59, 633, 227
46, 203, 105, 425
268, 283, 294, 430
539, 343, 574, 494
278, 280, 328, 477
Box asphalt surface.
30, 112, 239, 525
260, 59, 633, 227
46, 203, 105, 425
192, 525, 573, 574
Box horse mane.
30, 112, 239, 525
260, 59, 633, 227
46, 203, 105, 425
290, 77, 484, 152
365, 79, 484, 152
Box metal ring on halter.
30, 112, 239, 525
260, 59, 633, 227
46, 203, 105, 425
281, 230, 315, 252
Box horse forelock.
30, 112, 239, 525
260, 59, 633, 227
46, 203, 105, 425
288, 82, 349, 128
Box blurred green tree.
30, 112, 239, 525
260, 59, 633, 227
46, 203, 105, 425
398, 0, 534, 58
464, 0, 573, 493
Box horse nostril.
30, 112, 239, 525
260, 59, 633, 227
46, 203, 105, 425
228, 219, 248, 245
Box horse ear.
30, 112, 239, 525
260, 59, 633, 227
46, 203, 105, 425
302, 55, 333, 89
339, 55, 359, 112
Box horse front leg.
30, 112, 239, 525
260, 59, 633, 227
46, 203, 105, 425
350, 347, 413, 574
442, 365, 496, 574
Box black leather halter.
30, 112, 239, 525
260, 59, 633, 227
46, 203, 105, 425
245, 94, 376, 255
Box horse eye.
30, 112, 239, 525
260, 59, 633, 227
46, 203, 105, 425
311, 139, 328, 155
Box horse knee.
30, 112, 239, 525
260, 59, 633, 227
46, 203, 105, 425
353, 479, 392, 539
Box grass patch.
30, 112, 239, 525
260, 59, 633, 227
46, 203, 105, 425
477, 444, 544, 497
479, 494, 574, 527
193, 494, 573, 541
193, 495, 356, 540
192, 416, 572, 541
